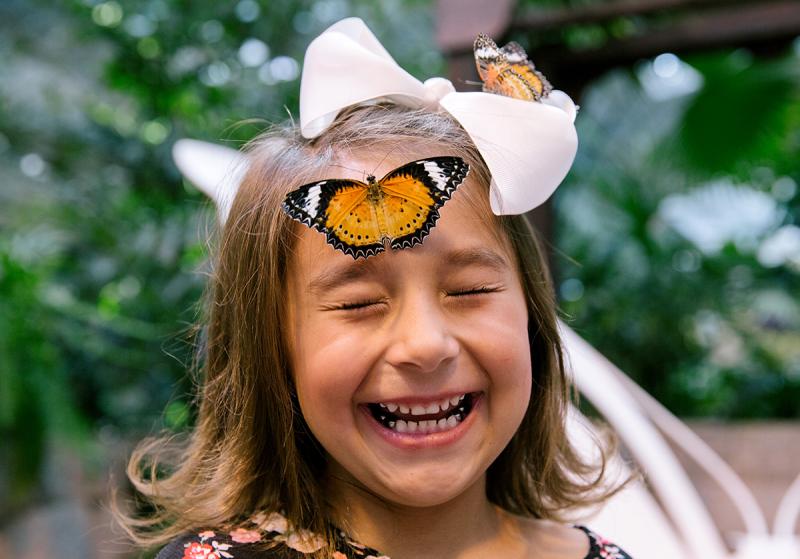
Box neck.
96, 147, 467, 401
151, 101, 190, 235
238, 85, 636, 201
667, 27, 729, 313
326, 471, 516, 559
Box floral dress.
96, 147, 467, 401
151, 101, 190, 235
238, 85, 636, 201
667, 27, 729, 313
157, 511, 633, 559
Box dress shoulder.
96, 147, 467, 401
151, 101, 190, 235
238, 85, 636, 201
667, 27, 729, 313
154, 532, 271, 559
574, 525, 634, 559
154, 523, 319, 559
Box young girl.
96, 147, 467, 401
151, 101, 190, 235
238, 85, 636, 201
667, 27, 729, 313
117, 19, 634, 559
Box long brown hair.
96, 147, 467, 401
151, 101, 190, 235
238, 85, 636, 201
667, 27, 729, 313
114, 104, 632, 555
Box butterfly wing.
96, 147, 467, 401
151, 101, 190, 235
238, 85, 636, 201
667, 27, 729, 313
475, 35, 552, 101
377, 156, 469, 251
501, 41, 552, 97
499, 41, 527, 64
473, 33, 506, 88
282, 179, 386, 258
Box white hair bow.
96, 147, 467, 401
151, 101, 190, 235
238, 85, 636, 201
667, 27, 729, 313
300, 17, 578, 215
173, 17, 579, 218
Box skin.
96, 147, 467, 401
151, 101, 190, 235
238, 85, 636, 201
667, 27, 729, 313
286, 155, 589, 559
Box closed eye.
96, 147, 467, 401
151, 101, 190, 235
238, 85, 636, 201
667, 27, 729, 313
325, 298, 387, 313
447, 285, 502, 297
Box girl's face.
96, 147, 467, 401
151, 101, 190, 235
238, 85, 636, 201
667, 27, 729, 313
286, 158, 532, 508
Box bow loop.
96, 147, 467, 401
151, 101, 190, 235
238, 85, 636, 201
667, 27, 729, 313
422, 77, 456, 108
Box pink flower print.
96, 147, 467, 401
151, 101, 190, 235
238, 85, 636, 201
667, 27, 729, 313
211, 541, 233, 558
252, 511, 289, 534
282, 529, 326, 553
183, 541, 220, 559
229, 528, 262, 544
198, 531, 216, 540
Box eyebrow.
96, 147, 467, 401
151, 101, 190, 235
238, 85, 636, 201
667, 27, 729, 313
307, 259, 376, 295
444, 247, 510, 273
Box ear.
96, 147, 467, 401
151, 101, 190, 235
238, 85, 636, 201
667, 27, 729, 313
172, 139, 249, 223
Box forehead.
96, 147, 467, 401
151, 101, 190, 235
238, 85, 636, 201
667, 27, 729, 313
287, 152, 515, 283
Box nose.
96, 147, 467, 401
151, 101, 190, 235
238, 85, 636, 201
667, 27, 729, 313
383, 293, 460, 373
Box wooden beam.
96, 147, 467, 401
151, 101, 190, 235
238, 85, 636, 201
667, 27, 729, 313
442, 1, 800, 59
540, 1, 800, 71
511, 0, 750, 31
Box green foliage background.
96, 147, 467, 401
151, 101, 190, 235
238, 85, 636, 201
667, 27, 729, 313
1, 0, 798, 525
555, 51, 800, 418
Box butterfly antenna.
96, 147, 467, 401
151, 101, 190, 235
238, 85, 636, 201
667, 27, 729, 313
328, 162, 367, 175
370, 146, 399, 178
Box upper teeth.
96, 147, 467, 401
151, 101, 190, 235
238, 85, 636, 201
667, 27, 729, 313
379, 394, 466, 415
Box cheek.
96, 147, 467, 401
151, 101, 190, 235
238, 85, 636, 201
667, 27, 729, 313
290, 316, 375, 436
499, 326, 532, 408
469, 294, 530, 367
473, 292, 533, 416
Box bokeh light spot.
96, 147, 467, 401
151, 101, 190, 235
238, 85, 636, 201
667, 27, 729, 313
293, 11, 313, 34
124, 14, 155, 37
238, 38, 269, 67
772, 176, 797, 202
168, 47, 206, 78
311, 0, 348, 24
200, 61, 232, 87
673, 249, 701, 273
653, 53, 679, 78
270, 56, 299, 81
560, 278, 584, 302
258, 62, 275, 85
113, 110, 137, 136
92, 1, 123, 27
235, 0, 260, 23
140, 120, 169, 145
137, 37, 161, 59
117, 275, 142, 298
20, 153, 46, 178
200, 20, 224, 43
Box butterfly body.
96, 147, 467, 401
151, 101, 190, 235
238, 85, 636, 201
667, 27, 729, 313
364, 175, 384, 210
282, 157, 469, 259
474, 33, 552, 101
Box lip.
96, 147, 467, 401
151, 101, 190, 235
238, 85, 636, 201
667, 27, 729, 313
359, 392, 484, 450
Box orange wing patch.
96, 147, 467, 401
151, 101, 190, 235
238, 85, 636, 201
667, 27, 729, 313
474, 33, 552, 101
326, 186, 383, 248
379, 171, 436, 244
282, 157, 469, 259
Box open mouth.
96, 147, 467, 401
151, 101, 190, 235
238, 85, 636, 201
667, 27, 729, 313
366, 392, 478, 434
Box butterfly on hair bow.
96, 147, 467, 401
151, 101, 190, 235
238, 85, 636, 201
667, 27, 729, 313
473, 33, 552, 102
300, 17, 578, 216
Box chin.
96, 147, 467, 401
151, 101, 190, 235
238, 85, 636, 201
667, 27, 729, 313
369, 466, 483, 508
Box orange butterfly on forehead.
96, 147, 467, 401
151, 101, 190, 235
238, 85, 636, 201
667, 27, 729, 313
474, 33, 552, 102
281, 157, 470, 259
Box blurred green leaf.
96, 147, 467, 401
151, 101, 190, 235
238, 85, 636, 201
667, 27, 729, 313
678, 53, 800, 176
